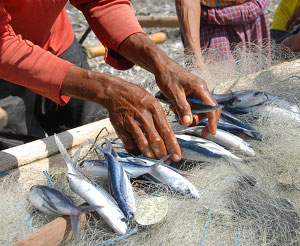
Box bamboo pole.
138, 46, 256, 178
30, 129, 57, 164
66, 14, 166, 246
13, 214, 86, 246
137, 16, 179, 28
85, 32, 167, 58
0, 118, 114, 173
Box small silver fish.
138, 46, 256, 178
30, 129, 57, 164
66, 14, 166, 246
251, 105, 300, 124
28, 185, 100, 243
79, 158, 162, 179
155, 90, 223, 114
54, 134, 129, 235
114, 153, 200, 199
100, 139, 136, 218
147, 164, 200, 199
176, 126, 255, 157
175, 134, 242, 162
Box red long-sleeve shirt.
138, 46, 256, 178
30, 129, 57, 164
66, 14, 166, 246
0, 0, 144, 105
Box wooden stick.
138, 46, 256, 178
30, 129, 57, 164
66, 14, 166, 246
0, 106, 7, 129
0, 118, 114, 173
85, 32, 167, 58
137, 16, 179, 28
13, 214, 86, 246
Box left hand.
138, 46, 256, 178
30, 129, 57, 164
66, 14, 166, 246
154, 61, 220, 137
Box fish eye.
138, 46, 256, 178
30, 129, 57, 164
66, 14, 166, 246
254, 91, 262, 96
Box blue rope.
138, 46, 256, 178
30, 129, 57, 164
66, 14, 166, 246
25, 210, 36, 232
43, 170, 54, 188
237, 227, 240, 246
0, 172, 9, 177
199, 201, 213, 246
292, 169, 300, 192
168, 120, 178, 124
95, 226, 139, 246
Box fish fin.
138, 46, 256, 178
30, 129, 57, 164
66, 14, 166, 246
78, 204, 102, 213
104, 138, 112, 153
243, 129, 262, 140
154, 154, 172, 167
111, 146, 119, 158
71, 141, 91, 164
104, 138, 120, 158
136, 173, 162, 184
41, 204, 61, 216
70, 214, 81, 243
66, 195, 75, 204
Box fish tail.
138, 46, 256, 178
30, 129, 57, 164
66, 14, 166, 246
243, 129, 262, 140
54, 134, 79, 176
70, 205, 101, 243
54, 134, 72, 164
78, 204, 102, 213
70, 214, 81, 243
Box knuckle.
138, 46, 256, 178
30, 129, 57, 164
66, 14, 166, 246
160, 127, 172, 136
137, 138, 149, 148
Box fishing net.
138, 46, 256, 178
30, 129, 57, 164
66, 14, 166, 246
2, 1, 300, 245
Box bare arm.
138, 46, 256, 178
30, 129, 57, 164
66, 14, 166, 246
175, 0, 205, 69
61, 32, 220, 162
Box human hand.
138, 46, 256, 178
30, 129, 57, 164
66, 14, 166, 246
154, 62, 220, 137
61, 66, 181, 162
101, 76, 181, 162
286, 7, 300, 31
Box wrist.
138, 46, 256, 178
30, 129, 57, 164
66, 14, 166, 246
118, 32, 171, 74
60, 66, 121, 107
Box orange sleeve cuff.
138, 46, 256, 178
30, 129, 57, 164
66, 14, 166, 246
71, 0, 145, 70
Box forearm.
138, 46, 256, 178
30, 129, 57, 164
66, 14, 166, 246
60, 65, 125, 108
175, 0, 201, 53
118, 32, 172, 74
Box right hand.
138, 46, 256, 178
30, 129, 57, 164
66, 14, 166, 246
286, 7, 300, 31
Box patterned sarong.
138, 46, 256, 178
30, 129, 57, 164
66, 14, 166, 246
183, 0, 271, 62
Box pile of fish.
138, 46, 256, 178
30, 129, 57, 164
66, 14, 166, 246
28, 89, 300, 243
28, 135, 200, 243
155, 89, 300, 163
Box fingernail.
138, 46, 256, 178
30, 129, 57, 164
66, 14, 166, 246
172, 154, 180, 162
182, 115, 191, 125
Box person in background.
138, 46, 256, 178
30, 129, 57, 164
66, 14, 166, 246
271, 0, 300, 52
175, 0, 270, 69
0, 0, 220, 162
